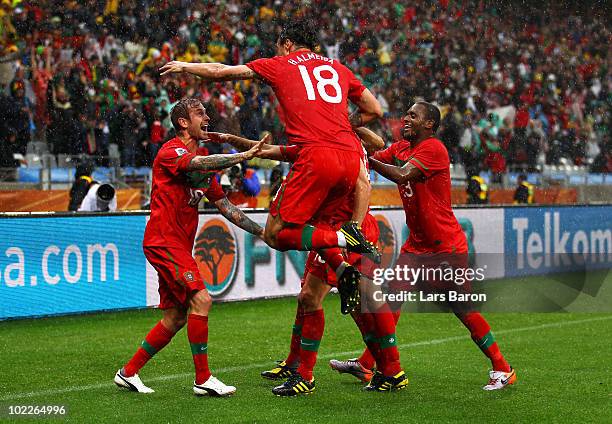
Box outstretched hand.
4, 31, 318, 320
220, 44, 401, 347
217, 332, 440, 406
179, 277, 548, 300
159, 61, 187, 76
244, 139, 266, 159
260, 133, 272, 144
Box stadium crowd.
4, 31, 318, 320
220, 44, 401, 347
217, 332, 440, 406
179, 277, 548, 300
0, 0, 609, 176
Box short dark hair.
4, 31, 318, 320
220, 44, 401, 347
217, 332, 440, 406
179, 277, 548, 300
415, 101, 441, 133
170, 98, 203, 130
278, 17, 318, 51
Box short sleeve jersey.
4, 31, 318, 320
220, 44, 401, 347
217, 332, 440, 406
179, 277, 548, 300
143, 138, 226, 251
247, 50, 366, 152
374, 138, 467, 254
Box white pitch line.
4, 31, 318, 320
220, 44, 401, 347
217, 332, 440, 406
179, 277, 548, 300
1, 315, 610, 401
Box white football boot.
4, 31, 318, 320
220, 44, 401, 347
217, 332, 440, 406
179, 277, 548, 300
193, 375, 236, 397
483, 368, 517, 391
114, 369, 155, 393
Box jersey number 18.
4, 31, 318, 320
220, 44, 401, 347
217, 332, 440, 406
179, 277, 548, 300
298, 65, 342, 104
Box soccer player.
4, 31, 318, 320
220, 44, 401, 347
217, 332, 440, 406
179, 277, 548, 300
208, 130, 408, 395
361, 101, 516, 391
160, 17, 383, 313
114, 98, 268, 397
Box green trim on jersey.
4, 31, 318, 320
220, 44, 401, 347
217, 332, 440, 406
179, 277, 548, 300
410, 157, 429, 171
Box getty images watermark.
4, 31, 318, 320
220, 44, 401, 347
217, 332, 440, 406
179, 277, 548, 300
359, 252, 611, 313
370, 263, 488, 303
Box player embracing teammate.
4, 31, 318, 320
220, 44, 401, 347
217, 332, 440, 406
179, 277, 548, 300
337, 101, 515, 391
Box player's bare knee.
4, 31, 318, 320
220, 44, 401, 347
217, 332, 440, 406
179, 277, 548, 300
298, 288, 319, 311
162, 308, 187, 332
172, 314, 187, 329
189, 289, 212, 314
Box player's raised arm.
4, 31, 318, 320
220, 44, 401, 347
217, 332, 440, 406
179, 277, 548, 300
187, 140, 266, 171
206, 132, 287, 161
355, 127, 385, 155
160, 62, 258, 81
349, 89, 383, 128
369, 157, 423, 186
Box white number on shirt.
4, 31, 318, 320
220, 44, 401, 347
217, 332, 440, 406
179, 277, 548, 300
399, 181, 413, 199
298, 65, 342, 104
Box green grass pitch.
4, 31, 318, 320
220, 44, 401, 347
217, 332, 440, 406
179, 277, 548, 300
1, 295, 611, 423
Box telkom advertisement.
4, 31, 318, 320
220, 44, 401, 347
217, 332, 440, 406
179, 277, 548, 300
504, 206, 612, 277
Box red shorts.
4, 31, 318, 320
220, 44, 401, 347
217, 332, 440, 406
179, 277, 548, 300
303, 214, 380, 287
144, 246, 205, 309
270, 147, 360, 225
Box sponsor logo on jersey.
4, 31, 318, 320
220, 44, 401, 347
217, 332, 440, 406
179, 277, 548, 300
175, 148, 188, 156
193, 218, 238, 297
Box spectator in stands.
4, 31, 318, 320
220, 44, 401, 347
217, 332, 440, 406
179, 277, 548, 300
47, 86, 79, 155
30, 45, 52, 139
0, 0, 607, 184
514, 174, 535, 204
590, 137, 612, 173
119, 103, 144, 166
0, 127, 20, 169
9, 77, 32, 154
143, 108, 165, 166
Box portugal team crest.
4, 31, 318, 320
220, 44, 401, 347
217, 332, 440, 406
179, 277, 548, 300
374, 214, 397, 268
194, 218, 238, 297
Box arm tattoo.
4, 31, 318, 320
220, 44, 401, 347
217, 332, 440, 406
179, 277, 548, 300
189, 152, 247, 171
349, 112, 363, 128
225, 134, 255, 151
216, 198, 263, 236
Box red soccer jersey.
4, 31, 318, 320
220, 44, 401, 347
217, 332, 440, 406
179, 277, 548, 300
374, 138, 467, 254
143, 138, 226, 251
247, 50, 366, 152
